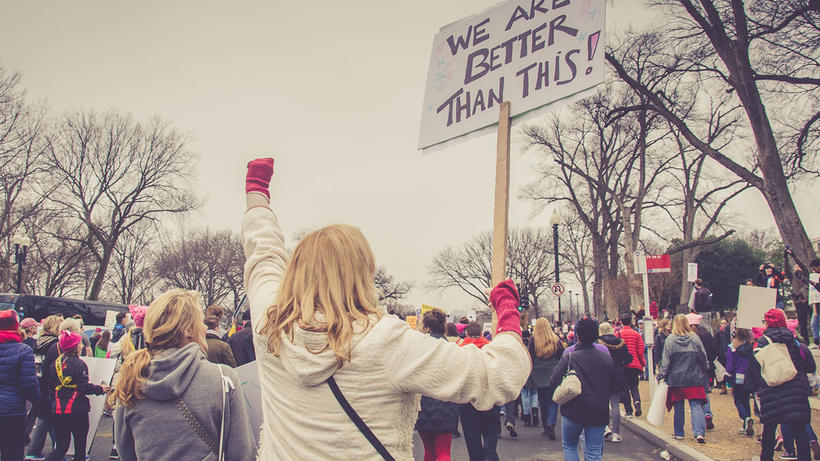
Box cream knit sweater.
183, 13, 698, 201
242, 204, 531, 461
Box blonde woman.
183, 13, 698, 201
529, 318, 563, 440
241, 158, 531, 460
656, 314, 708, 443
26, 315, 62, 460
113, 289, 254, 461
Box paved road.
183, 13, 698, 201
66, 414, 666, 460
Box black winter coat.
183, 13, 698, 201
714, 328, 731, 365
45, 353, 104, 415
599, 334, 632, 393
228, 327, 255, 367
751, 327, 812, 425
0, 340, 40, 417
415, 334, 459, 432
694, 325, 716, 376
32, 334, 58, 418
547, 343, 615, 426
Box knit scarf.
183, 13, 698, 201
0, 330, 22, 343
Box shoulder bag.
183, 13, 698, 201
754, 335, 797, 387
176, 364, 234, 461
327, 376, 395, 461
552, 353, 582, 405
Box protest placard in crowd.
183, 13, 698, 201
419, 0, 606, 149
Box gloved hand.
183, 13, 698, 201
489, 279, 522, 336
246, 158, 274, 199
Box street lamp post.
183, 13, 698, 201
12, 232, 30, 294
568, 290, 573, 322
576, 292, 580, 318
550, 209, 561, 324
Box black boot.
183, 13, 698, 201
532, 408, 539, 427
523, 414, 531, 427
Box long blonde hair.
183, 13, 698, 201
258, 224, 382, 367
671, 314, 693, 336
533, 318, 560, 359
41, 315, 63, 336
114, 289, 207, 407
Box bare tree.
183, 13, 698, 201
427, 228, 555, 318
22, 210, 92, 298
46, 110, 199, 300
558, 211, 595, 316
606, 1, 820, 265
375, 266, 413, 303
153, 229, 245, 309
106, 223, 156, 305
0, 64, 49, 290
523, 83, 673, 318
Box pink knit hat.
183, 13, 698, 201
686, 313, 702, 326
129, 305, 147, 328
59, 331, 82, 353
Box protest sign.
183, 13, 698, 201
104, 310, 118, 328
236, 361, 263, 444
466, 310, 477, 322
483, 322, 493, 334
421, 304, 437, 317
687, 263, 698, 283
736, 285, 777, 329
69, 357, 116, 455
810, 273, 820, 304
406, 315, 418, 330
419, 0, 606, 149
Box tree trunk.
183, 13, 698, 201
88, 246, 113, 301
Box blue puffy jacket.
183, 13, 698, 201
0, 340, 41, 416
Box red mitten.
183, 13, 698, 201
246, 158, 274, 199
489, 279, 522, 336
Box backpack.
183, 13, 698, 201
754, 335, 798, 387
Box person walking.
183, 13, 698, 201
687, 312, 717, 430
617, 312, 645, 417
94, 330, 111, 358
240, 158, 530, 460
227, 310, 255, 366
653, 319, 671, 373
415, 309, 459, 461
547, 318, 615, 461
0, 309, 40, 461
725, 328, 755, 436
204, 314, 237, 367
656, 314, 709, 443
44, 331, 108, 461
26, 315, 63, 461
529, 318, 563, 440
715, 317, 732, 393
20, 318, 40, 350
113, 289, 255, 461
749, 308, 814, 461
598, 322, 633, 443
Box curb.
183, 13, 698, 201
621, 413, 717, 461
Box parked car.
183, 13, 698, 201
0, 293, 130, 327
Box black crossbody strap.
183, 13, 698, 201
327, 376, 395, 461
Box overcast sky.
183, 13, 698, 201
1, 1, 816, 315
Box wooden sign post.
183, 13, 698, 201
490, 101, 511, 330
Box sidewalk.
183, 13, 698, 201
623, 381, 820, 461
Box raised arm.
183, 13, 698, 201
386, 280, 530, 410
240, 158, 288, 328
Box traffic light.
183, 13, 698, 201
520, 286, 529, 311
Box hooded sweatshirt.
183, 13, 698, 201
598, 334, 632, 392
114, 343, 255, 461
242, 205, 531, 461
656, 334, 708, 388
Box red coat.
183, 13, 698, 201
617, 326, 646, 371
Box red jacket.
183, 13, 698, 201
460, 337, 491, 349
617, 326, 646, 371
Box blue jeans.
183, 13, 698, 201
732, 383, 751, 421
812, 310, 820, 342
521, 387, 538, 415
782, 423, 818, 454
673, 399, 706, 438
703, 383, 713, 418
537, 387, 559, 426
562, 417, 605, 461
459, 404, 500, 461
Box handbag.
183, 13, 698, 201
327, 376, 395, 461
552, 353, 582, 405
755, 335, 797, 387
646, 381, 669, 427
176, 364, 233, 461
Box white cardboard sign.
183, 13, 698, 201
687, 263, 698, 283
419, 0, 606, 149
736, 285, 778, 329
69, 357, 116, 456
810, 273, 820, 304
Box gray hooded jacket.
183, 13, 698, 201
656, 334, 708, 388
114, 343, 255, 461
